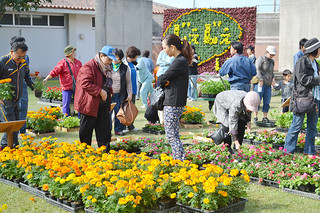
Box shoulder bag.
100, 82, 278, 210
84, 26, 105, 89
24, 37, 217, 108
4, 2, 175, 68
116, 100, 139, 126
149, 86, 165, 110
65, 59, 76, 93
290, 74, 316, 114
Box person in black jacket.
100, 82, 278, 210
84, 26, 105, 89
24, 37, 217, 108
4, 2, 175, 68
158, 34, 193, 161
284, 38, 320, 158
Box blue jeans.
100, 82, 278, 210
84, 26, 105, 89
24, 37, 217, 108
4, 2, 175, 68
0, 103, 20, 148
19, 81, 28, 133
284, 108, 318, 155
62, 90, 73, 116
188, 75, 198, 100
140, 77, 154, 107
230, 82, 251, 92
111, 93, 125, 132
253, 84, 271, 113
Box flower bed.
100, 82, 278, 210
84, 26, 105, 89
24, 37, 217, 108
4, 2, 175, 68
0, 136, 250, 213
56, 116, 80, 132
26, 107, 63, 133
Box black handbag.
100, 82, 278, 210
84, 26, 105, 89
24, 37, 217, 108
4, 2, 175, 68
291, 91, 316, 114
210, 127, 228, 145
149, 87, 165, 110
290, 75, 316, 114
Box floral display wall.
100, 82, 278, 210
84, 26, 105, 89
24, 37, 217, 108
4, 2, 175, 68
163, 7, 256, 73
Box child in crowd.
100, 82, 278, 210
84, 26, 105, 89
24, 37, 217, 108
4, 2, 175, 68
274, 69, 293, 113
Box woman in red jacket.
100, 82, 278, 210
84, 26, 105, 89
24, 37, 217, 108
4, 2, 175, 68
74, 45, 116, 150
43, 45, 82, 116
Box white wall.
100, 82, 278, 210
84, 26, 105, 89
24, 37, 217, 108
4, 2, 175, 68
279, 0, 320, 72
0, 26, 66, 75
96, 0, 153, 54
68, 14, 95, 65
0, 13, 95, 76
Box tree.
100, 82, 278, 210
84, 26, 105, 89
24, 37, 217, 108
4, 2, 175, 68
0, 0, 52, 20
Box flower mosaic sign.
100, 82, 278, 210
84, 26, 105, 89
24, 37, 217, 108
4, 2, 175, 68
163, 9, 243, 65
163, 7, 256, 73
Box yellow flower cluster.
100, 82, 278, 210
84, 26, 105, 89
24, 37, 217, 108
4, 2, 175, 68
0, 136, 250, 212
0, 78, 11, 84
181, 105, 205, 124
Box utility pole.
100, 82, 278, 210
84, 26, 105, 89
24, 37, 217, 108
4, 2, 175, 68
274, 0, 276, 12
193, 0, 196, 8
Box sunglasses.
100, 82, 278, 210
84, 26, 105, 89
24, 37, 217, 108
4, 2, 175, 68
17, 56, 25, 59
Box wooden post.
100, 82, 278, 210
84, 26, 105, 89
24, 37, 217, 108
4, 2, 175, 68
0, 120, 26, 148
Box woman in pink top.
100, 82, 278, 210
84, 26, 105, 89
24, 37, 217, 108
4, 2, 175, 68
43, 45, 82, 115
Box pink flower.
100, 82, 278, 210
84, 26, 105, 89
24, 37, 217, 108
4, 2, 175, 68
279, 147, 283, 151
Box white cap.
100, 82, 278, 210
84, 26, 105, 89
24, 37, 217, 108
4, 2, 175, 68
266, 46, 277, 55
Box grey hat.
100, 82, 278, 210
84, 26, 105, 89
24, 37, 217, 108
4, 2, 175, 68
304, 38, 320, 54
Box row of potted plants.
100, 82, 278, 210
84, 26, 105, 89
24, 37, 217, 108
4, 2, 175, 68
244, 129, 320, 151
26, 107, 79, 133
0, 136, 250, 213
111, 136, 320, 196
40, 87, 63, 102
273, 111, 320, 133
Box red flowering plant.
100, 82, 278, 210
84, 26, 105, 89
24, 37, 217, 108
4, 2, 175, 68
42, 87, 62, 101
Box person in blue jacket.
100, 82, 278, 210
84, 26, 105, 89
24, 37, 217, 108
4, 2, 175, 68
219, 41, 256, 92
137, 57, 154, 109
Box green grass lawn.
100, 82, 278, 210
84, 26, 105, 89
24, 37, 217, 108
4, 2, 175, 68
1, 80, 319, 212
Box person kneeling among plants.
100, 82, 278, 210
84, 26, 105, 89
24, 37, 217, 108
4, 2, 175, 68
213, 90, 260, 152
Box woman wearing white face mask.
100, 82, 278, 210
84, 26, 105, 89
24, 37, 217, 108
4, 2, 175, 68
110, 48, 133, 136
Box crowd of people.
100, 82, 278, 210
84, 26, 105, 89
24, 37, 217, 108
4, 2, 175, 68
1, 34, 320, 159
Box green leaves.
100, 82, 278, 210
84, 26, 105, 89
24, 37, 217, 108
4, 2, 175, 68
199, 79, 230, 94
164, 9, 242, 65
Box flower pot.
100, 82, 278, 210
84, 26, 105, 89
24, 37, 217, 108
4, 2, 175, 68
200, 93, 217, 99
35, 90, 43, 98
63, 199, 71, 206
177, 198, 248, 213
39, 97, 51, 102
71, 201, 82, 208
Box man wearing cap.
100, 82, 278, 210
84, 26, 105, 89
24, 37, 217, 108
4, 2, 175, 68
212, 90, 260, 153
253, 45, 277, 124
285, 38, 320, 158
43, 45, 82, 116
74, 45, 115, 151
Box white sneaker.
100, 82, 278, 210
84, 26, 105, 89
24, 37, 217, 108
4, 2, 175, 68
140, 105, 147, 109
122, 129, 129, 133
129, 128, 139, 132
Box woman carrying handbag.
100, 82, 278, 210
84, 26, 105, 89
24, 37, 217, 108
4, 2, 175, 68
157, 34, 193, 161
284, 38, 320, 158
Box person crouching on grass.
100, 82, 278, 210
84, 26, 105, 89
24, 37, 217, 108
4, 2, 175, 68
213, 90, 260, 153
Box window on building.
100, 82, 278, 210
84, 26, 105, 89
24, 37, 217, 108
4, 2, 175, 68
0, 14, 13, 25
92, 17, 95, 28
33, 15, 48, 26
49, 16, 64, 26
15, 14, 31, 25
